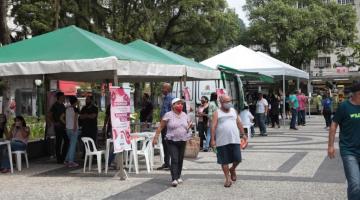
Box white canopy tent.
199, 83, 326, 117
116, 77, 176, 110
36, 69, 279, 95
201, 44, 310, 125
201, 44, 309, 79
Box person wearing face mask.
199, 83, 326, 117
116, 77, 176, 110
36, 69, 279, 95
79, 96, 98, 145
1, 116, 30, 173
153, 98, 192, 187
211, 95, 247, 188
196, 96, 209, 151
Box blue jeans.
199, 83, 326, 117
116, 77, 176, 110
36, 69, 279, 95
290, 109, 297, 129
1, 140, 27, 169
298, 110, 306, 125
65, 129, 79, 162
206, 125, 211, 150
255, 113, 266, 134
342, 155, 360, 200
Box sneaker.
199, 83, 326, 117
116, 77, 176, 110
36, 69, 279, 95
171, 180, 178, 187
177, 178, 183, 184
1, 168, 10, 173
68, 162, 79, 168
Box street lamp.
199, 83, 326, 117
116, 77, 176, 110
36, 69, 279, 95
35, 79, 42, 121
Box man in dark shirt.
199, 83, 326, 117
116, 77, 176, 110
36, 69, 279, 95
49, 92, 68, 164
79, 96, 98, 145
140, 93, 154, 124
328, 82, 360, 200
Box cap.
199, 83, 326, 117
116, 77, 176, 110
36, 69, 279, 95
171, 98, 183, 105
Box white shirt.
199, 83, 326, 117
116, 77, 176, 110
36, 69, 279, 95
66, 106, 78, 130
240, 110, 254, 126
256, 98, 268, 113
215, 108, 241, 147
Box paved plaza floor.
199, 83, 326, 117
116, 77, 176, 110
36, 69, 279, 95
0, 115, 347, 200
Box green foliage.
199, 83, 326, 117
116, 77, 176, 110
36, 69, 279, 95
9, 0, 245, 61
245, 0, 357, 68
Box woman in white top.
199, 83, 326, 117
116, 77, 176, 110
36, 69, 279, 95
240, 103, 255, 137
64, 96, 79, 167
211, 95, 247, 188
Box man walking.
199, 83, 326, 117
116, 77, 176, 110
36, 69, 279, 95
289, 91, 299, 130
328, 82, 360, 200
297, 90, 307, 126
255, 92, 268, 136
157, 83, 174, 170
211, 95, 247, 187
48, 92, 68, 164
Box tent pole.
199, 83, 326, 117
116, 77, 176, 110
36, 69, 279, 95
283, 74, 286, 127
297, 78, 300, 90
180, 77, 183, 98
113, 70, 126, 180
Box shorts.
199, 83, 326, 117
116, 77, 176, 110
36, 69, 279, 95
216, 143, 242, 165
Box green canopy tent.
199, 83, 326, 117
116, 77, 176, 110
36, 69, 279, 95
126, 39, 220, 80
0, 25, 189, 81
217, 65, 274, 84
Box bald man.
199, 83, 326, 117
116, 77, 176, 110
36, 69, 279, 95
211, 95, 246, 187
158, 83, 174, 170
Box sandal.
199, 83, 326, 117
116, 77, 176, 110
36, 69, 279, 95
224, 180, 232, 188
229, 168, 237, 182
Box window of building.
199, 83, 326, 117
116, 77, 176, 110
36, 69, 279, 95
315, 57, 331, 68
337, 0, 354, 5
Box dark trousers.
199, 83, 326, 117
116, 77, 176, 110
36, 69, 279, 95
270, 113, 280, 127
298, 110, 306, 125
290, 109, 297, 129
323, 110, 332, 127
197, 122, 207, 149
167, 140, 186, 181
161, 127, 170, 167
55, 125, 69, 163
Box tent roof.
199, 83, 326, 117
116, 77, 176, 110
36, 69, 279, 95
0, 25, 166, 63
201, 45, 309, 79
126, 39, 220, 80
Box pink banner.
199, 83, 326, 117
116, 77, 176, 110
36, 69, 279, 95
110, 86, 132, 153
216, 88, 226, 97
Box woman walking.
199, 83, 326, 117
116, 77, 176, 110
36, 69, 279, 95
196, 96, 209, 151
206, 93, 219, 151
153, 98, 192, 187
64, 96, 80, 167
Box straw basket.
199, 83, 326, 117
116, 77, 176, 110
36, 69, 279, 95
184, 136, 200, 158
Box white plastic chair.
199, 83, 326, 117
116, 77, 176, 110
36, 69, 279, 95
128, 137, 152, 173
243, 125, 252, 139
81, 137, 105, 173
152, 134, 164, 166
12, 150, 29, 171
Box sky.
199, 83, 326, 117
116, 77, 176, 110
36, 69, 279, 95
226, 0, 249, 26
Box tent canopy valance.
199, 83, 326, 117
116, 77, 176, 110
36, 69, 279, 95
126, 39, 220, 80
201, 45, 309, 80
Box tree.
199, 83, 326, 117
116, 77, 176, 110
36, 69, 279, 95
244, 0, 357, 68
0, 0, 10, 45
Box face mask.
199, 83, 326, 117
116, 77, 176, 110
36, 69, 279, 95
15, 121, 22, 127
222, 103, 232, 110
174, 104, 183, 113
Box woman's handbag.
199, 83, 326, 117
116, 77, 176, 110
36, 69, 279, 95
184, 135, 200, 158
